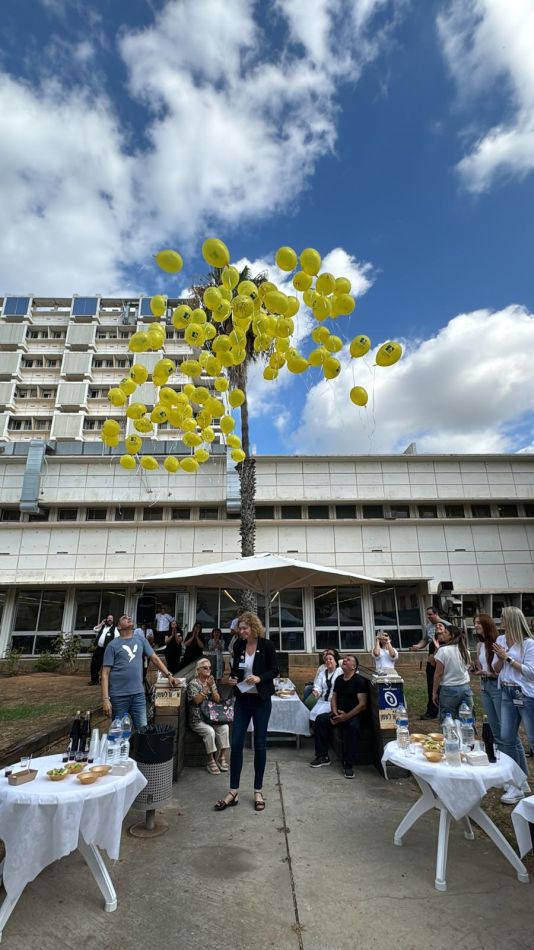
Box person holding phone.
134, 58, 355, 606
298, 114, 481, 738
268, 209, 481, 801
372, 631, 398, 674
214, 611, 278, 813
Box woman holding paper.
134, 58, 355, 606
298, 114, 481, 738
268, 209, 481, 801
214, 612, 278, 813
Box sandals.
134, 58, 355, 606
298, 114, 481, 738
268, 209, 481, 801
254, 791, 266, 812
218, 758, 229, 772
214, 791, 239, 811
207, 761, 221, 775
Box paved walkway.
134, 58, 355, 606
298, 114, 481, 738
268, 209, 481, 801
3, 744, 532, 950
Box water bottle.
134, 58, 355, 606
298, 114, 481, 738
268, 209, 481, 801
107, 717, 123, 765
442, 712, 453, 739
460, 708, 475, 752
444, 720, 461, 766
395, 702, 409, 749
459, 702, 470, 728
120, 714, 132, 762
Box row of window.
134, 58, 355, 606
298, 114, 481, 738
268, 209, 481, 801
0, 506, 216, 523
2, 296, 190, 320
256, 502, 534, 519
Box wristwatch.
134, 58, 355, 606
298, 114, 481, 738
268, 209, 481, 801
506, 656, 513, 664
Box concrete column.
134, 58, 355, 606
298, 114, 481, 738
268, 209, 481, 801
0, 588, 17, 658
361, 585, 376, 651
302, 588, 315, 652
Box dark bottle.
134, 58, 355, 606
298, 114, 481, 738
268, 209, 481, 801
482, 714, 496, 763
78, 711, 91, 762
68, 710, 82, 762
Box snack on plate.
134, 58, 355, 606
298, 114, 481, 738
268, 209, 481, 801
47, 768, 68, 781
411, 733, 426, 743
423, 750, 444, 763
64, 762, 85, 773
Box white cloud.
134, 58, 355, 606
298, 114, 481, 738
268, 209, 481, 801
438, 0, 534, 192
290, 305, 534, 454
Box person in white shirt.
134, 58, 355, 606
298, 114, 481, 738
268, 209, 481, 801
432, 623, 472, 721
372, 631, 399, 674
154, 606, 174, 647
88, 614, 118, 685
492, 606, 534, 805
309, 650, 342, 722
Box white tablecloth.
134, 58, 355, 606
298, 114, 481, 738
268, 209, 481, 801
382, 741, 526, 821
0, 754, 146, 902
512, 795, 534, 857
247, 695, 311, 737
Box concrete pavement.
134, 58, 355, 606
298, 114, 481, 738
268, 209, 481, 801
2, 743, 532, 950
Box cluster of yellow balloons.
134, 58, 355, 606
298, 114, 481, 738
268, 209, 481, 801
101, 238, 402, 472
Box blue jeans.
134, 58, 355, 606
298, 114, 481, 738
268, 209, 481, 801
480, 678, 503, 750
500, 685, 534, 779
110, 692, 147, 730
230, 694, 272, 791
438, 684, 473, 722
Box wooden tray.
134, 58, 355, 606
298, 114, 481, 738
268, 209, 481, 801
8, 769, 38, 786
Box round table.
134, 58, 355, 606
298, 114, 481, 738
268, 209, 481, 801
382, 740, 529, 891
0, 754, 146, 941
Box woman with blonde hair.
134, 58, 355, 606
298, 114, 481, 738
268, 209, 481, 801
215, 611, 278, 813
187, 658, 230, 775
493, 606, 534, 804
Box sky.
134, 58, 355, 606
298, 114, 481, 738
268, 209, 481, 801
1, 0, 534, 456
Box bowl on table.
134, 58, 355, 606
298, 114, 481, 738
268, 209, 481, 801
410, 734, 427, 743
47, 769, 69, 781
64, 762, 85, 774
89, 764, 112, 776
423, 750, 444, 763
428, 733, 444, 742
76, 771, 99, 785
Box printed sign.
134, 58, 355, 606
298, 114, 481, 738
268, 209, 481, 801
155, 687, 181, 708
377, 683, 405, 730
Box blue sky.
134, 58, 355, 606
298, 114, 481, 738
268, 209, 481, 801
1, 0, 533, 456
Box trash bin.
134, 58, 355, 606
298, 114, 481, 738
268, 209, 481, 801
133, 724, 175, 812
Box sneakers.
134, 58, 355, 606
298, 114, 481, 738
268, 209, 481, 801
344, 766, 355, 779
500, 784, 525, 805
522, 781, 531, 794
309, 756, 331, 768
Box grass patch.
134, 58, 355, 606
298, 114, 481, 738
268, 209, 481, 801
0, 703, 75, 723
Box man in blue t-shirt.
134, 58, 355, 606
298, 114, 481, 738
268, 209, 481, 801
102, 614, 180, 728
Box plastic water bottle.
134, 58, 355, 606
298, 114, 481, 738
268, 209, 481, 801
395, 703, 408, 732
444, 719, 461, 766
460, 708, 475, 752
442, 712, 453, 738
459, 702, 470, 728
107, 717, 122, 765
120, 714, 132, 762
396, 703, 409, 749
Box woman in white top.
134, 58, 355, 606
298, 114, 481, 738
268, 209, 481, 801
492, 606, 534, 804
309, 650, 342, 722
432, 624, 472, 721
372, 631, 398, 674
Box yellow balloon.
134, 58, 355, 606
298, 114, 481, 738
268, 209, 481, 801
350, 335, 371, 358
231, 448, 246, 463
275, 317, 293, 338
108, 387, 127, 407
269, 353, 286, 369
102, 434, 120, 448
102, 419, 121, 436
219, 350, 235, 367
350, 386, 368, 407
207, 396, 225, 416
293, 271, 313, 292
154, 249, 183, 273
285, 295, 300, 317
232, 294, 253, 320
205, 355, 222, 376
204, 323, 217, 341
300, 247, 321, 276
134, 417, 153, 433
202, 238, 230, 268
150, 405, 168, 424
311, 325, 330, 344
212, 335, 231, 353
196, 410, 212, 429
168, 408, 185, 428
312, 296, 331, 321
184, 324, 206, 346
183, 432, 202, 447
220, 414, 235, 434
376, 341, 403, 367
258, 281, 277, 299
119, 454, 137, 470
156, 358, 175, 376
316, 272, 336, 295
172, 305, 192, 329
126, 402, 147, 420
159, 387, 177, 405
222, 265, 239, 289
287, 356, 309, 374
275, 246, 298, 271
323, 356, 341, 379
140, 455, 159, 471
164, 456, 180, 473
125, 434, 142, 453
150, 295, 166, 317
228, 388, 245, 408
264, 290, 288, 315
129, 331, 150, 353
324, 335, 342, 353
203, 287, 222, 311
212, 300, 231, 322
180, 359, 202, 377
218, 285, 232, 302
335, 293, 355, 316
183, 383, 195, 397
275, 338, 290, 353
308, 347, 327, 367
202, 426, 215, 443
214, 376, 229, 392
335, 276, 352, 295
194, 447, 210, 463
237, 280, 257, 297
227, 433, 242, 448
130, 364, 148, 385
263, 366, 278, 380
180, 457, 199, 474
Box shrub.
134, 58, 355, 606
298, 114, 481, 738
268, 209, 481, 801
54, 632, 82, 674
34, 652, 62, 673
4, 645, 23, 676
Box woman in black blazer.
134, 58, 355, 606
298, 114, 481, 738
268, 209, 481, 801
214, 611, 278, 813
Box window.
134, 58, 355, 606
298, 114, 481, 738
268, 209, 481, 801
335, 504, 357, 519
199, 507, 219, 520
491, 592, 519, 617
280, 506, 302, 519
139, 298, 157, 317
308, 504, 330, 519
444, 504, 465, 518
4, 296, 29, 316
16, 388, 38, 398
255, 505, 274, 519
498, 504, 518, 518
525, 504, 534, 518
417, 504, 437, 519
521, 594, 534, 617
269, 589, 304, 651
85, 507, 107, 521
0, 508, 20, 522
46, 359, 60, 368
143, 507, 164, 521
314, 586, 363, 651
57, 508, 77, 521
372, 585, 423, 649
171, 508, 190, 520
74, 588, 126, 631
14, 589, 66, 633
72, 297, 98, 316
389, 504, 410, 519
0, 590, 5, 628
27, 509, 49, 521
362, 504, 383, 519
471, 504, 491, 518
114, 507, 136, 521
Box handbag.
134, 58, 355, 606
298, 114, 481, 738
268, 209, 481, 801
200, 697, 234, 725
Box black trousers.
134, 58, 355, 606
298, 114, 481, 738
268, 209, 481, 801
314, 712, 361, 766
425, 661, 438, 716
90, 645, 105, 684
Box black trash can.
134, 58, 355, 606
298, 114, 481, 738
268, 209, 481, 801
133, 724, 176, 809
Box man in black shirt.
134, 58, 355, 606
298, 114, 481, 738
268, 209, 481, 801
310, 656, 368, 778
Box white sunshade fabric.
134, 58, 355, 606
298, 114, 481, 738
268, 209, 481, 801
139, 552, 384, 593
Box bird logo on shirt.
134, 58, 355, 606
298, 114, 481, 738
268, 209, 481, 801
122, 644, 138, 663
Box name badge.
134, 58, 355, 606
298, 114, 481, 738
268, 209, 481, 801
238, 661, 246, 670
512, 688, 524, 707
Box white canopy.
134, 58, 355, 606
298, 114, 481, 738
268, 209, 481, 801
139, 552, 384, 593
